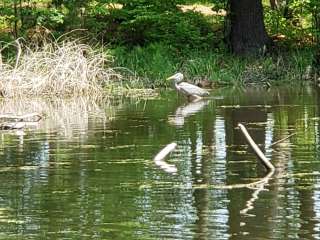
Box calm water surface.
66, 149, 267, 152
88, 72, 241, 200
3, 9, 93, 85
0, 87, 320, 239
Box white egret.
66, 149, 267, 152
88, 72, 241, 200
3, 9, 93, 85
167, 72, 209, 101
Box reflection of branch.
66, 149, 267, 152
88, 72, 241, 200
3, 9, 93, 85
153, 142, 177, 174
237, 123, 275, 216
194, 123, 276, 189
240, 170, 273, 215
240, 186, 264, 216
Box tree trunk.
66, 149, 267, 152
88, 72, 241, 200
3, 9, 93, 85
13, 0, 19, 38
229, 0, 271, 55
270, 0, 279, 10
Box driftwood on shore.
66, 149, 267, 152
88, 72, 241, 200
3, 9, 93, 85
0, 112, 42, 130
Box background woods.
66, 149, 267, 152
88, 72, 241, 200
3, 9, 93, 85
1, 0, 319, 48
0, 0, 319, 86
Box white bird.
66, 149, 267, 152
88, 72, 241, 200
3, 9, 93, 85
167, 72, 209, 101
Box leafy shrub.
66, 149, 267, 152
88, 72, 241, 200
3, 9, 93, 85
86, 3, 215, 49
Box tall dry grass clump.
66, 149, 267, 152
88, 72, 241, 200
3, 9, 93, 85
0, 39, 120, 98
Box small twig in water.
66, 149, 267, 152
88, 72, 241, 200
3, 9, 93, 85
270, 133, 296, 147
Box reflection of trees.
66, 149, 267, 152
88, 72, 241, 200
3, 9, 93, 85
136, 88, 320, 239
0, 97, 115, 237
223, 101, 268, 238
1, 88, 320, 238
294, 87, 320, 238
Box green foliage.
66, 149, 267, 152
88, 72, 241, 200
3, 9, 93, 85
307, 0, 320, 43
36, 9, 64, 27
85, 2, 215, 49
112, 43, 178, 87
112, 42, 314, 88
0, 0, 318, 89
264, 0, 319, 44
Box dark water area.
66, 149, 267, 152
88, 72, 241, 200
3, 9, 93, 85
0, 86, 320, 239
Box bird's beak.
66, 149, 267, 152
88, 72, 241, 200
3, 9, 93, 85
166, 75, 174, 81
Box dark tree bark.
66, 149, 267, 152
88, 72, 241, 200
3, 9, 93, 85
270, 0, 279, 10
229, 0, 271, 55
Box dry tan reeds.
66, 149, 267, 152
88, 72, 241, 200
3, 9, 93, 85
0, 39, 121, 98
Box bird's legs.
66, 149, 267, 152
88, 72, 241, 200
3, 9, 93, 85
188, 95, 202, 102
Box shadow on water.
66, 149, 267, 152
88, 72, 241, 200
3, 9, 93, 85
0, 86, 320, 239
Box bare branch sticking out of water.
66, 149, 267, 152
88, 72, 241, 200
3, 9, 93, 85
238, 123, 275, 172
153, 142, 177, 174
237, 123, 275, 216
195, 124, 276, 189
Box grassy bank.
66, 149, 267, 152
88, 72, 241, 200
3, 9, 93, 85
111, 44, 313, 88
112, 43, 315, 89
0, 39, 315, 99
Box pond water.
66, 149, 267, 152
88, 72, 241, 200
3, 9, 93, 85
0, 86, 320, 239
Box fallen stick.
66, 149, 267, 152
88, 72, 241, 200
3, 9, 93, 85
0, 121, 39, 130
238, 123, 275, 172
0, 112, 42, 122
0, 122, 26, 130
194, 170, 274, 189
270, 133, 296, 147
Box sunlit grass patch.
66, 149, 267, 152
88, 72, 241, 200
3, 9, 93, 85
0, 39, 121, 98
178, 4, 226, 16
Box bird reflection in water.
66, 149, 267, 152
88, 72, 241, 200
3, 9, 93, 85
168, 100, 209, 127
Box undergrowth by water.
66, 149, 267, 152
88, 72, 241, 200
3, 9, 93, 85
112, 43, 315, 88
0, 39, 314, 99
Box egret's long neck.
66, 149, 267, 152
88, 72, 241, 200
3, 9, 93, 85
174, 82, 180, 91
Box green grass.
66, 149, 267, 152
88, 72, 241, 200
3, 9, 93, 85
0, 38, 314, 99
111, 42, 315, 89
